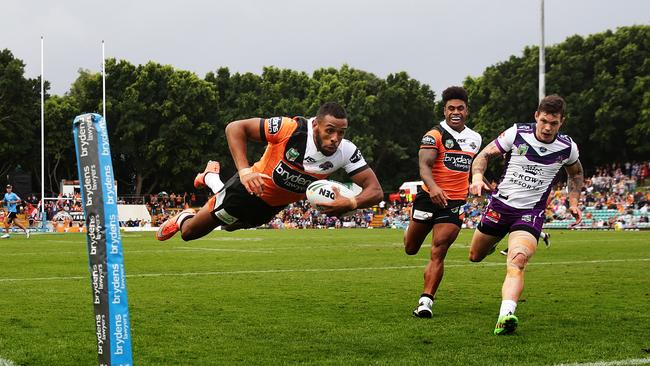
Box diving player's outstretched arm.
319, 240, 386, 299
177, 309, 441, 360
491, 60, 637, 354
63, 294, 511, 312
225, 118, 270, 196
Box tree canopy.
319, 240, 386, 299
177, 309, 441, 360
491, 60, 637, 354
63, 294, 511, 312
0, 25, 647, 196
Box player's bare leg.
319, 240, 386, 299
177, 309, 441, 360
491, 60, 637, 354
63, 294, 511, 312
404, 221, 433, 255
468, 230, 502, 262
409, 222, 460, 318
502, 231, 536, 303
494, 231, 537, 335
179, 198, 221, 241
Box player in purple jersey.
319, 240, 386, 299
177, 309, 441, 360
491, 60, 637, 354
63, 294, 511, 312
467, 95, 584, 335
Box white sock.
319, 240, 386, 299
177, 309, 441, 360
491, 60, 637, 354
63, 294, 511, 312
419, 296, 433, 307
176, 211, 195, 232
539, 232, 547, 240
205, 173, 224, 194
499, 300, 517, 316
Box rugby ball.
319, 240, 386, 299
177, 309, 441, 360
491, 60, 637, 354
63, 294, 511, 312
306, 180, 356, 215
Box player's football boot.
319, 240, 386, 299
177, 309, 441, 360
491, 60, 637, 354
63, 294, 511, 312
493, 314, 518, 335
542, 232, 551, 248
156, 208, 196, 241
499, 248, 509, 256
194, 160, 220, 189
412, 301, 433, 318
0, 234, 9, 239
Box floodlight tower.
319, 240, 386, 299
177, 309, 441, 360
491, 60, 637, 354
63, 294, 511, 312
539, 0, 546, 101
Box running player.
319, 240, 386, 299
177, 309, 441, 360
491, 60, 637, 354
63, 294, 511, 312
2, 184, 30, 238
405, 86, 482, 318
156, 102, 383, 240
468, 95, 584, 335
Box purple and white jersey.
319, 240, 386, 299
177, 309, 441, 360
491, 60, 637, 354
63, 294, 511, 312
493, 123, 579, 209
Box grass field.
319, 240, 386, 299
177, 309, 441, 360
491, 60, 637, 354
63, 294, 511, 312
0, 229, 648, 365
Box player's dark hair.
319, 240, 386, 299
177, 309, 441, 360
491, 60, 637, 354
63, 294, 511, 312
538, 94, 566, 117
442, 86, 468, 105
317, 102, 347, 120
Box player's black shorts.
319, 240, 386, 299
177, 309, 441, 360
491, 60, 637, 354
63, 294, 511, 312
410, 190, 465, 227
6, 212, 17, 223
210, 175, 286, 227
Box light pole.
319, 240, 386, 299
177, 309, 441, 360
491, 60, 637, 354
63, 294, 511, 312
539, 0, 546, 101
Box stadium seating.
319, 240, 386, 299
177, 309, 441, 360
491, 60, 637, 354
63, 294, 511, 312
543, 207, 649, 229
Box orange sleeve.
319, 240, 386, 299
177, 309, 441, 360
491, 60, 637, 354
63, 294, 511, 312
262, 117, 297, 144
420, 129, 441, 150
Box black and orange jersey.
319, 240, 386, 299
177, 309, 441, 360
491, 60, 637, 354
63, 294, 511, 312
419, 121, 482, 200
251, 116, 369, 206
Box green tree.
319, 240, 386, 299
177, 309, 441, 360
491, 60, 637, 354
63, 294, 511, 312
43, 95, 79, 192
0, 49, 41, 182
465, 25, 650, 171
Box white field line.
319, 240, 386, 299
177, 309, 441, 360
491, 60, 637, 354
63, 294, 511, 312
0, 248, 279, 256
553, 357, 650, 366
176, 246, 273, 253
0, 258, 648, 283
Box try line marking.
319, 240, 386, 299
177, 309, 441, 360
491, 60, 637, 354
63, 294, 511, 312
0, 258, 648, 283
553, 357, 650, 366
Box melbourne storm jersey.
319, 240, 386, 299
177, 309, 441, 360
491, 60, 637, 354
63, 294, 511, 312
419, 121, 482, 200
494, 123, 579, 209
252, 116, 369, 206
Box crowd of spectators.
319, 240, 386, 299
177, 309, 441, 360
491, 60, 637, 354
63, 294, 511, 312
7, 161, 649, 231
264, 200, 376, 229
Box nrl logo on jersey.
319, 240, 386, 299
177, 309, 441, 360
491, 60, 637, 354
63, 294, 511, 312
286, 148, 300, 162
268, 117, 282, 134
517, 143, 529, 155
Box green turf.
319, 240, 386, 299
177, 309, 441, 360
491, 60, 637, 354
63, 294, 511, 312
0, 229, 649, 365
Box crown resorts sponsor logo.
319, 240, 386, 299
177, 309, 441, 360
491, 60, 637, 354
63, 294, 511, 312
273, 161, 317, 193
523, 165, 543, 176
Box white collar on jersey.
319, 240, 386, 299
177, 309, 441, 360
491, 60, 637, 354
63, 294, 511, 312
305, 117, 322, 159
440, 120, 467, 136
